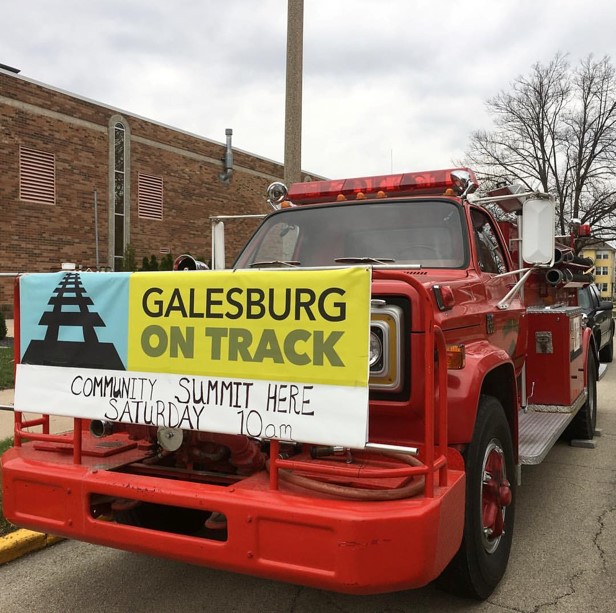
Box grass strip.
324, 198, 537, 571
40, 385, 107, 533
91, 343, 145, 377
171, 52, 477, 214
0, 348, 14, 390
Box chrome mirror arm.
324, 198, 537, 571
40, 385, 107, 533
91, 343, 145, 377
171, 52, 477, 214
497, 268, 534, 310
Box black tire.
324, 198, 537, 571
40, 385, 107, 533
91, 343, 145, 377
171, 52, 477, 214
437, 395, 515, 600
599, 332, 613, 363
565, 351, 597, 441
116, 502, 208, 535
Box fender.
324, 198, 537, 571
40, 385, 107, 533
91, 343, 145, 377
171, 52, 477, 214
583, 325, 597, 385
446, 340, 517, 444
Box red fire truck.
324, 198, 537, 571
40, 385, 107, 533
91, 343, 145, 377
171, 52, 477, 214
2, 168, 599, 600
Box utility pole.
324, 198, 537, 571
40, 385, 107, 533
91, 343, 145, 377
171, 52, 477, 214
284, 0, 304, 185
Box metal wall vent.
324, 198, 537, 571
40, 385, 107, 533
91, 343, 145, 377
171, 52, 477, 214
19, 146, 56, 205
138, 173, 163, 220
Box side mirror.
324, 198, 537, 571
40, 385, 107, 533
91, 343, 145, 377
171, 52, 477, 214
599, 300, 613, 310
522, 198, 555, 266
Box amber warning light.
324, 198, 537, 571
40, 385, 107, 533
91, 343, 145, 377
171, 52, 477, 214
287, 168, 478, 205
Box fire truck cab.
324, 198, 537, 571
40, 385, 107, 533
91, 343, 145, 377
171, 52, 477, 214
2, 168, 597, 600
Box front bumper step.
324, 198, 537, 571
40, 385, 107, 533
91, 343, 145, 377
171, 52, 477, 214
2, 446, 465, 594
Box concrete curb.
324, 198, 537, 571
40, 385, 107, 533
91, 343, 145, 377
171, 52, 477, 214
0, 529, 63, 564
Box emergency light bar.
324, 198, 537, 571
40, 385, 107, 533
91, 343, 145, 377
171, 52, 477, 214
287, 168, 478, 205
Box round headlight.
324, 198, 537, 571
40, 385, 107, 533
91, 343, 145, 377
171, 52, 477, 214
369, 331, 383, 366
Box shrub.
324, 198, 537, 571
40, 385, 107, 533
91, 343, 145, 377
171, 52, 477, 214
123, 244, 138, 272
0, 312, 6, 342
160, 253, 174, 270
141, 255, 160, 271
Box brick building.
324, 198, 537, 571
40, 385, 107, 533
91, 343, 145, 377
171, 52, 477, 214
0, 67, 318, 315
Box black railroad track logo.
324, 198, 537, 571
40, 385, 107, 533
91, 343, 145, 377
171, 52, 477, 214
22, 272, 125, 370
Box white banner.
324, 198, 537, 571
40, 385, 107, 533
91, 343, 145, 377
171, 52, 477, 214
15, 363, 369, 448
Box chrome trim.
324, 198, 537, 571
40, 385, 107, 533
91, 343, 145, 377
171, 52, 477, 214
370, 321, 389, 377
370, 303, 404, 392
364, 442, 419, 456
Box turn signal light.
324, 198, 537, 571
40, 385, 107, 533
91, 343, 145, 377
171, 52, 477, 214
446, 344, 465, 369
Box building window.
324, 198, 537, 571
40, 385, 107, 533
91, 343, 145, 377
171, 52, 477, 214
111, 121, 128, 271
598, 266, 609, 276
596, 251, 609, 260
19, 146, 56, 205
599, 283, 609, 293
138, 173, 164, 220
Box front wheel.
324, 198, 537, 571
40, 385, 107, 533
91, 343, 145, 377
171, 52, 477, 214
438, 395, 515, 600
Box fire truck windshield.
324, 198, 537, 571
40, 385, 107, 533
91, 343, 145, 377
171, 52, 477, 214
234, 199, 469, 269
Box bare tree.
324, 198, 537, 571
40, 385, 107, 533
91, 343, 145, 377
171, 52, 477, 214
465, 53, 616, 248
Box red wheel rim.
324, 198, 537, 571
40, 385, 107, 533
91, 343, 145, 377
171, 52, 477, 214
481, 440, 512, 554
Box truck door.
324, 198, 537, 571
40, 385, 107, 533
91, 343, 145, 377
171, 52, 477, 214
470, 208, 524, 365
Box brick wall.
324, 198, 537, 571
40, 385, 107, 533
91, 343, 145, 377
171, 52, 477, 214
0, 70, 319, 315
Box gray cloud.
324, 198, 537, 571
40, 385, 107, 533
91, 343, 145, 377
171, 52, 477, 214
3, 0, 616, 178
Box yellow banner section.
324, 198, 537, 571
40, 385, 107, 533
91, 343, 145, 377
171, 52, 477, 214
127, 267, 371, 387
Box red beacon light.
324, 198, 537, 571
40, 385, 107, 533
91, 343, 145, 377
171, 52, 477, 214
578, 223, 591, 237
286, 168, 478, 205
569, 218, 592, 238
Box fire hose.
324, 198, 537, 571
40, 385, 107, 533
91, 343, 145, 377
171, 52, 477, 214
266, 451, 426, 501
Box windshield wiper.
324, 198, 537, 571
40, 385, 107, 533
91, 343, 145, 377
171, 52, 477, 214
249, 260, 301, 268
334, 257, 396, 264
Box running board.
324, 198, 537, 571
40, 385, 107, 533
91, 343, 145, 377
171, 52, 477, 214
519, 391, 587, 465
518, 410, 574, 465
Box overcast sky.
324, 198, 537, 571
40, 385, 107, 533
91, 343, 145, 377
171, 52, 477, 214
3, 1, 616, 179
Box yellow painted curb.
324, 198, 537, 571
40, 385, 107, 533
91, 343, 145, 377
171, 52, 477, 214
0, 529, 64, 564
